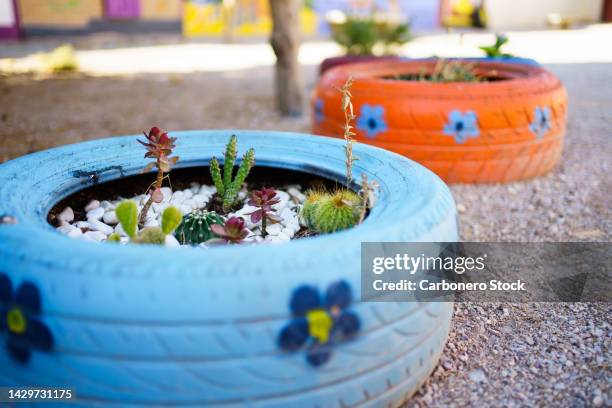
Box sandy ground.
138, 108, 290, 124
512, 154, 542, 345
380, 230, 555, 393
0, 29, 610, 406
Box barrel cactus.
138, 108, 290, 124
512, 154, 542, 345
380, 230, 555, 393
301, 189, 328, 229
175, 210, 224, 245
302, 190, 362, 233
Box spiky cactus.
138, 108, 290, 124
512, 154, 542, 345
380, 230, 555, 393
210, 135, 255, 213
301, 189, 329, 229
174, 210, 224, 245
302, 190, 362, 233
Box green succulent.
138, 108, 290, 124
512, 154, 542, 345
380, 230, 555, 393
133, 227, 167, 245
115, 200, 138, 239
106, 233, 121, 243
115, 200, 183, 245
174, 210, 224, 245
331, 17, 411, 56
210, 135, 255, 213
301, 189, 329, 229
302, 189, 362, 233
480, 34, 513, 58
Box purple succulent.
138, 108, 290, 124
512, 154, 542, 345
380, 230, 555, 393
211, 217, 250, 244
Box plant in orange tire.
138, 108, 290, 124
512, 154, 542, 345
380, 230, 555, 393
312, 59, 568, 183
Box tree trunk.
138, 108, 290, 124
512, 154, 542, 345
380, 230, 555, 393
269, 0, 303, 117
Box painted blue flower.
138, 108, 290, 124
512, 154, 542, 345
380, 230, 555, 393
314, 98, 324, 123
357, 104, 388, 139
443, 110, 480, 144
529, 106, 552, 138
277, 280, 360, 366
0, 274, 53, 363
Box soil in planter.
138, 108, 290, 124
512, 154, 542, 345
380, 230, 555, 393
49, 166, 364, 245
382, 61, 512, 83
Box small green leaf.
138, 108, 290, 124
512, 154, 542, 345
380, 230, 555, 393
107, 233, 121, 243
161, 206, 183, 235
115, 200, 138, 238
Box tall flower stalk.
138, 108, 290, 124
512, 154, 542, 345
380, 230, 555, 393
338, 76, 357, 185
137, 127, 179, 226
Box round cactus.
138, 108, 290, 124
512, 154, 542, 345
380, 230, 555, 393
301, 189, 329, 229
311, 190, 362, 233
175, 210, 224, 245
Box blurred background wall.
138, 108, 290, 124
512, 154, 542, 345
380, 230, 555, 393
0, 0, 609, 40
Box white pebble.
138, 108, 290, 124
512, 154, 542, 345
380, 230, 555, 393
83, 231, 106, 242
102, 211, 118, 225
139, 194, 150, 205
287, 187, 306, 203
282, 226, 299, 237
278, 231, 291, 241
275, 190, 290, 202
87, 219, 114, 235
199, 185, 216, 195
74, 221, 90, 229
86, 207, 105, 221
265, 223, 282, 236
67, 228, 83, 238
192, 194, 209, 207
100, 200, 114, 210
170, 191, 185, 205
56, 224, 76, 235
165, 234, 180, 247
189, 183, 200, 195
183, 189, 194, 199
152, 202, 169, 216
57, 207, 74, 225
161, 187, 173, 202
114, 223, 127, 237
182, 199, 196, 210
144, 219, 159, 228
84, 200, 100, 212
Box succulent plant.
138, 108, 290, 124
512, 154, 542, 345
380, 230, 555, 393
106, 233, 121, 243
303, 190, 362, 234
137, 127, 179, 226
115, 200, 183, 245
210, 217, 250, 244
480, 34, 513, 58
133, 227, 167, 245
246, 187, 281, 237
174, 210, 224, 245
161, 206, 183, 235
210, 135, 255, 213
301, 189, 329, 229
115, 200, 138, 239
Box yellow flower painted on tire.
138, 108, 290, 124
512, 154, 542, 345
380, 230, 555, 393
0, 274, 53, 363
277, 280, 360, 366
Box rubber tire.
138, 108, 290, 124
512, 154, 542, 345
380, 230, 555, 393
313, 59, 567, 183
0, 131, 457, 407
319, 55, 400, 76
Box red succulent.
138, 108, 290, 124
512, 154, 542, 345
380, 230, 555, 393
247, 188, 281, 223
138, 127, 179, 173
246, 188, 281, 237
211, 217, 250, 244
137, 126, 179, 226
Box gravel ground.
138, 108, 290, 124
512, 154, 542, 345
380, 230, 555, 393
0, 34, 610, 407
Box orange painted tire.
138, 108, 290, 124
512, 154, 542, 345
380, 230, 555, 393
312, 59, 567, 183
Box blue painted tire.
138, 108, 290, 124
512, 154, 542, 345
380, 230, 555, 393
0, 131, 457, 407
